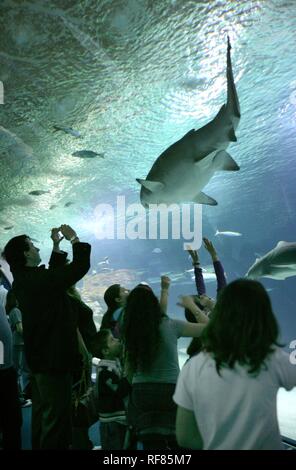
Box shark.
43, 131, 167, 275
246, 241, 296, 280
137, 37, 241, 207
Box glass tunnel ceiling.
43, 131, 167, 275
0, 0, 296, 250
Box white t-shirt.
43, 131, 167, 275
173, 349, 296, 450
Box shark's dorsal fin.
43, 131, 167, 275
136, 178, 164, 193
193, 192, 217, 206
213, 150, 240, 171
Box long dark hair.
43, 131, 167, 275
201, 279, 281, 375
123, 285, 164, 373
100, 284, 121, 329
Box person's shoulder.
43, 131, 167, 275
160, 316, 180, 329
185, 351, 210, 371
10, 307, 21, 316
268, 347, 291, 366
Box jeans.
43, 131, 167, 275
100, 422, 127, 450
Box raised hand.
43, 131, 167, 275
59, 224, 78, 241
203, 238, 218, 261
161, 275, 171, 290
186, 245, 200, 265
51, 227, 64, 245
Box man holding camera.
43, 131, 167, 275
3, 225, 94, 449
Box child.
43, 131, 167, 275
93, 329, 131, 450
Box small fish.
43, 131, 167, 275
202, 265, 215, 273
185, 266, 214, 274
64, 201, 74, 207
192, 272, 216, 283
31, 238, 40, 243
72, 150, 104, 159
215, 230, 242, 237
4, 226, 14, 230
49, 204, 57, 210
53, 126, 82, 138
147, 277, 160, 284
92, 269, 97, 275
170, 273, 186, 282
152, 248, 162, 254
98, 257, 109, 266
29, 190, 50, 196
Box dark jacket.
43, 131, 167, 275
96, 359, 130, 424
12, 242, 91, 373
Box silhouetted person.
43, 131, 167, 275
3, 225, 91, 449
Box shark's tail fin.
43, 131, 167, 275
226, 36, 241, 121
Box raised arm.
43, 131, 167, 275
187, 247, 206, 296
203, 238, 227, 291
159, 275, 170, 314
34, 225, 91, 291
178, 295, 209, 325
48, 227, 68, 268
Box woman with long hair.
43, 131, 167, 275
174, 279, 296, 450
123, 281, 208, 450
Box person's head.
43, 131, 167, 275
123, 284, 163, 373
104, 284, 129, 311
5, 289, 18, 314
93, 329, 122, 360
202, 279, 280, 375
3, 235, 41, 271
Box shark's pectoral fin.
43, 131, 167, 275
213, 150, 240, 171
263, 268, 288, 280
193, 192, 218, 206
136, 178, 164, 193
